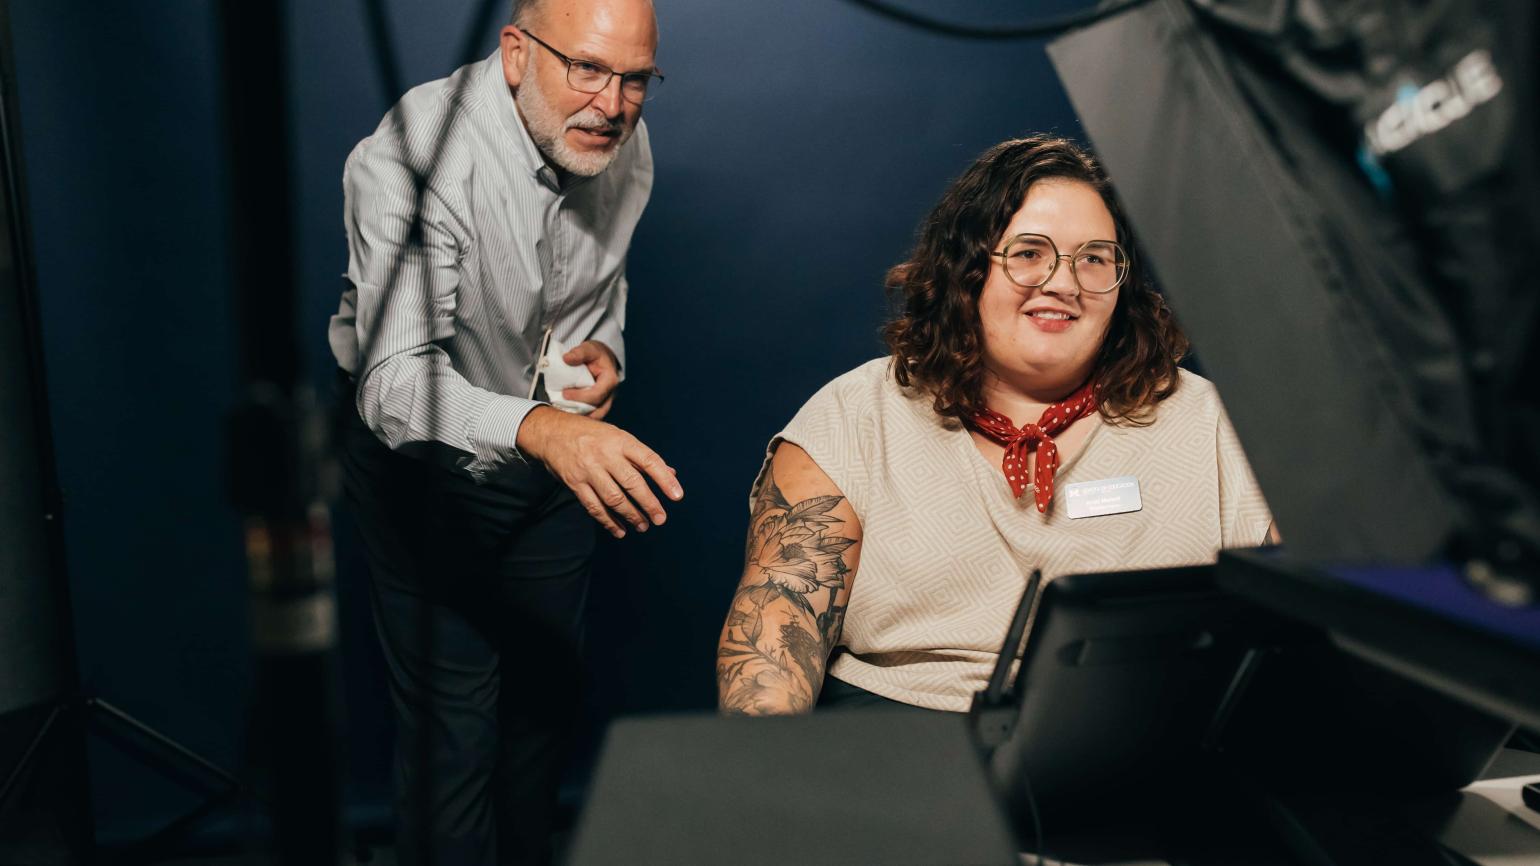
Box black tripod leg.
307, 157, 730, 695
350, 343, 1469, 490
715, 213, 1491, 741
84, 699, 259, 863
0, 703, 64, 809
87, 699, 243, 791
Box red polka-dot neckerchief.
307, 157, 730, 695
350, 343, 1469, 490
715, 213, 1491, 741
967, 379, 1098, 513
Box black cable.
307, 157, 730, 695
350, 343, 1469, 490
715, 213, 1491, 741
360, 0, 406, 109
360, 0, 503, 254
1021, 768, 1046, 866
838, 0, 1157, 40
985, 569, 1041, 704
355, 3, 505, 864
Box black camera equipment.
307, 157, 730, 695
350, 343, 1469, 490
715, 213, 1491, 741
1049, 0, 1540, 602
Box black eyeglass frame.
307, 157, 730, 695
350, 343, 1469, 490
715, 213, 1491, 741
987, 232, 1130, 294
521, 30, 664, 104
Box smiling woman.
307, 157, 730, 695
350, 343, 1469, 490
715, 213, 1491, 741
715, 135, 1275, 715
885, 136, 1186, 430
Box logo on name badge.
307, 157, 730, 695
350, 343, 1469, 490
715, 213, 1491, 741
1063, 476, 1142, 519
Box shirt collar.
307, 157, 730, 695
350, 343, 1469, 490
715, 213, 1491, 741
482, 50, 559, 187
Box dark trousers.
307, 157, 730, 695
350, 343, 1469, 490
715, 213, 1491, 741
338, 384, 594, 866
816, 671, 942, 713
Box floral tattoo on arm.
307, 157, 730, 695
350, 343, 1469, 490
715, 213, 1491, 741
718, 471, 855, 715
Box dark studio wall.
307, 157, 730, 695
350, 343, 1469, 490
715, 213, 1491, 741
8, 0, 1089, 843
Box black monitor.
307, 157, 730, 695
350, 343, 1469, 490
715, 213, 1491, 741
983, 561, 1521, 847
1217, 549, 1536, 775
985, 565, 1266, 824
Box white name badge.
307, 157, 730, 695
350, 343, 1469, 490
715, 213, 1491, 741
1063, 476, 1142, 519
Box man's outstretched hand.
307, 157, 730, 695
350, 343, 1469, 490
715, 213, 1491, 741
516, 406, 682, 538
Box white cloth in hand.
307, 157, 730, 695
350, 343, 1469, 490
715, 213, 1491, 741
540, 337, 597, 415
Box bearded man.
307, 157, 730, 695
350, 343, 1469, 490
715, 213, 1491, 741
327, 0, 678, 862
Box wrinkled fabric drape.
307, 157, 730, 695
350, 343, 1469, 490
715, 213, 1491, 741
1050, 0, 1538, 585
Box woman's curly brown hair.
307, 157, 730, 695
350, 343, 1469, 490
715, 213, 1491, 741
884, 135, 1188, 425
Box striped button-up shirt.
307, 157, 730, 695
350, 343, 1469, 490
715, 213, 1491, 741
328, 51, 653, 479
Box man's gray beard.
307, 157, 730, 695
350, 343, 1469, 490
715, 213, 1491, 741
515, 72, 635, 177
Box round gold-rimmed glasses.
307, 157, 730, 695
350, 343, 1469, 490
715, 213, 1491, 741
988, 232, 1129, 294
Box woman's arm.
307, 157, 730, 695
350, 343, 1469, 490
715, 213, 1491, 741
716, 442, 863, 715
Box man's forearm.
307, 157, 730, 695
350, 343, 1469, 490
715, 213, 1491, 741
357, 350, 539, 472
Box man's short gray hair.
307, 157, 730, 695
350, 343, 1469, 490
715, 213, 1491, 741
509, 0, 544, 28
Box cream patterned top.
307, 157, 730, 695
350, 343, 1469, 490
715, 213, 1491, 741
755, 358, 1273, 711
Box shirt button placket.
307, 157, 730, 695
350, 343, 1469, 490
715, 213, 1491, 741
549, 197, 567, 333
541, 192, 564, 335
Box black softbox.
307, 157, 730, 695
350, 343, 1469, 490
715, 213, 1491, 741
1049, 0, 1539, 590
0, 0, 73, 727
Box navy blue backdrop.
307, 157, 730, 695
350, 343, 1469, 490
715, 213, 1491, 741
9, 0, 1087, 843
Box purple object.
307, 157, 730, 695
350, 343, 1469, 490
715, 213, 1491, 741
1328, 564, 1540, 652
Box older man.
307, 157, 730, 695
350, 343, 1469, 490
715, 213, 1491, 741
328, 0, 673, 861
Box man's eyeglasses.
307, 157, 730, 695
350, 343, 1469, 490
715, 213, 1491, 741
522, 31, 664, 104
988, 233, 1129, 294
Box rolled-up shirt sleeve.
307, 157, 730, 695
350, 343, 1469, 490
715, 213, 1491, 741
1215, 405, 1274, 547
344, 139, 541, 477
